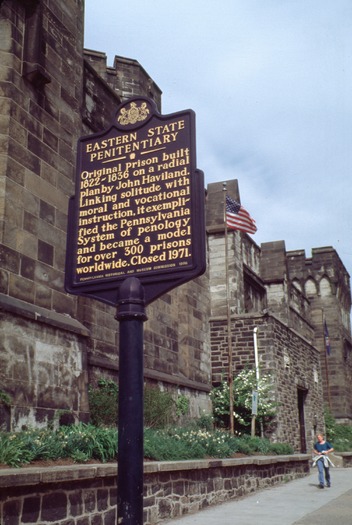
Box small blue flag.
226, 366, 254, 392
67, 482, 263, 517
324, 320, 331, 355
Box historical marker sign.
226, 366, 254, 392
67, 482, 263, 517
65, 97, 206, 305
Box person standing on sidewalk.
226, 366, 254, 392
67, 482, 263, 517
313, 433, 334, 489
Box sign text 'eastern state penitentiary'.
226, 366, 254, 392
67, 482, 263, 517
65, 97, 205, 305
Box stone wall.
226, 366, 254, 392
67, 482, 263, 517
0, 0, 83, 313
0, 456, 310, 524
0, 0, 88, 430
87, 274, 212, 419
339, 452, 352, 468
259, 241, 352, 422
82, 59, 122, 133
207, 230, 245, 317
210, 313, 324, 452
0, 294, 90, 430
206, 180, 245, 317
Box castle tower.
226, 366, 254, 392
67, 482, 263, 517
206, 180, 325, 451
0, 0, 89, 428
287, 247, 352, 422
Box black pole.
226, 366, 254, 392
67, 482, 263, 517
116, 277, 147, 525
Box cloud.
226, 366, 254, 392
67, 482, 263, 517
84, 0, 352, 277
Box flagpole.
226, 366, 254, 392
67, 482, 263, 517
322, 310, 332, 411
223, 183, 234, 435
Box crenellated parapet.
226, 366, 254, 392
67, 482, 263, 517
84, 49, 162, 110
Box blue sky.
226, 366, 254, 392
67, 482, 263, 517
84, 1, 352, 278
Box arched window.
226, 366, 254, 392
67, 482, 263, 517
305, 278, 317, 297
319, 277, 332, 297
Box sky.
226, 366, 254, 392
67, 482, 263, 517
84, 1, 352, 278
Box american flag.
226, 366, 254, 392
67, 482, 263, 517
225, 195, 257, 234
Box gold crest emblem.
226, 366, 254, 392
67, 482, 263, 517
117, 101, 150, 126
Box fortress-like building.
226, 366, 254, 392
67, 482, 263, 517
0, 0, 351, 452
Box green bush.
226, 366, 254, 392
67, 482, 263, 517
191, 411, 214, 431
89, 378, 119, 427
23, 428, 64, 460
269, 442, 294, 455
0, 427, 66, 467
0, 433, 35, 467
331, 425, 352, 452
324, 408, 352, 452
173, 427, 239, 458
144, 427, 205, 461
175, 395, 190, 417
89, 379, 177, 428
58, 424, 117, 462
324, 407, 336, 441
0, 424, 118, 467
144, 427, 292, 461
144, 387, 175, 428
220, 433, 293, 456
0, 423, 293, 467
237, 435, 271, 455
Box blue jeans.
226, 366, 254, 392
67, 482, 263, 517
317, 457, 330, 486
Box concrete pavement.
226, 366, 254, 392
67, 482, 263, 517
162, 468, 352, 525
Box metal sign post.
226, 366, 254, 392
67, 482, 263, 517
116, 277, 147, 525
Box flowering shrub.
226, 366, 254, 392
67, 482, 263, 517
0, 422, 293, 467
210, 367, 277, 433
144, 426, 292, 460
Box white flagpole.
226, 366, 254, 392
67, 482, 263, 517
251, 327, 259, 437
223, 183, 234, 435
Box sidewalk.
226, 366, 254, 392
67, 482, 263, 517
162, 468, 352, 525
